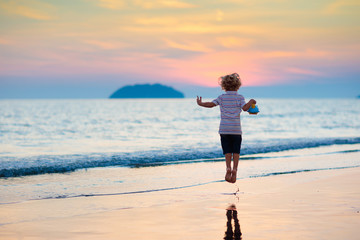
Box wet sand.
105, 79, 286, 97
1, 162, 360, 239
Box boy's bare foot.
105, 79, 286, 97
225, 168, 232, 182
231, 169, 237, 183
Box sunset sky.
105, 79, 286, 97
0, 0, 359, 98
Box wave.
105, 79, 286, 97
2, 165, 359, 206
1, 137, 359, 178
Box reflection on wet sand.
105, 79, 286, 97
224, 204, 242, 240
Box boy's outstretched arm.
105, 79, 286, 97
197, 96, 216, 108
242, 99, 256, 111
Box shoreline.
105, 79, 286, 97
2, 138, 360, 178
1, 143, 360, 206
1, 163, 360, 239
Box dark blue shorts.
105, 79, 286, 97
220, 134, 242, 155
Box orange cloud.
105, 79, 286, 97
97, 0, 126, 9
83, 40, 128, 50
0, 38, 11, 45
135, 17, 179, 25
262, 49, 330, 58
217, 37, 252, 48
1, 0, 358, 89
96, 0, 196, 9
216, 9, 224, 21
0, 0, 55, 20
134, 0, 196, 9
163, 39, 212, 53
155, 51, 271, 87
324, 0, 360, 14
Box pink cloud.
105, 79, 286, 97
286, 67, 325, 76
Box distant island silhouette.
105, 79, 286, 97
109, 83, 185, 98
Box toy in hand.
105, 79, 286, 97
248, 104, 259, 115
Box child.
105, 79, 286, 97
197, 73, 256, 183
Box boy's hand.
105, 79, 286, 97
196, 96, 203, 106
242, 99, 257, 111
197, 96, 216, 108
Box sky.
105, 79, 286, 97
0, 0, 359, 98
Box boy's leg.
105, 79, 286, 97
225, 153, 232, 169
225, 153, 232, 182
231, 153, 239, 183
230, 135, 242, 183
221, 135, 235, 182
232, 153, 239, 170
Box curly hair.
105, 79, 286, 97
219, 73, 242, 91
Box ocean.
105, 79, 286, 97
0, 98, 360, 205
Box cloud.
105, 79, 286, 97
286, 67, 324, 76
83, 40, 128, 50
96, 0, 196, 9
217, 37, 252, 48
0, 38, 11, 45
97, 0, 126, 9
123, 22, 265, 35
135, 17, 179, 25
134, 0, 196, 9
0, 0, 55, 20
262, 49, 330, 59
164, 39, 212, 53
324, 0, 360, 14
1, 0, 359, 89
216, 9, 224, 21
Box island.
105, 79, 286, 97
109, 83, 185, 98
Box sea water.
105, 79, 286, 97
0, 98, 360, 204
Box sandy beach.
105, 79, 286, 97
1, 150, 359, 240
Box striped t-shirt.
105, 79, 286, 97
212, 91, 246, 135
